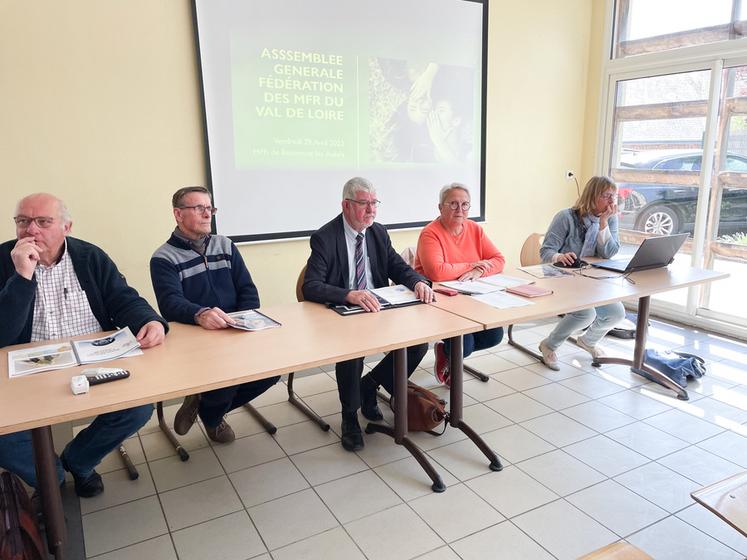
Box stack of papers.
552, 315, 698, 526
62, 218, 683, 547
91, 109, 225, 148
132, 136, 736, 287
472, 291, 534, 309
332, 285, 421, 315
440, 273, 533, 295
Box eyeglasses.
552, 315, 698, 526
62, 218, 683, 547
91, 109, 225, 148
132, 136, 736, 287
14, 216, 55, 229
445, 201, 471, 211
346, 198, 381, 208
178, 205, 218, 215
599, 192, 617, 201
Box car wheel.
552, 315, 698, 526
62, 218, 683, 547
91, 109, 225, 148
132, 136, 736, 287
637, 205, 680, 235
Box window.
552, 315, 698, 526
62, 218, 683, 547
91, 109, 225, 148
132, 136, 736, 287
602, 1, 747, 334
615, 0, 747, 58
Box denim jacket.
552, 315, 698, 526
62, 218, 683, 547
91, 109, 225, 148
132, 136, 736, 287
540, 208, 620, 263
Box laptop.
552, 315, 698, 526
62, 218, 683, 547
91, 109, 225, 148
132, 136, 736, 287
592, 233, 688, 273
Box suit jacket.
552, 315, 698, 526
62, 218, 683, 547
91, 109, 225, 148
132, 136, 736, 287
303, 214, 428, 305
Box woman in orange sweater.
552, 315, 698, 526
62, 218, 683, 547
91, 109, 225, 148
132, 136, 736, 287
415, 183, 505, 385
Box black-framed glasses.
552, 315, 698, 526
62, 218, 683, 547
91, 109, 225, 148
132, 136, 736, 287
446, 201, 471, 211
14, 216, 55, 229
178, 205, 218, 215
346, 198, 381, 208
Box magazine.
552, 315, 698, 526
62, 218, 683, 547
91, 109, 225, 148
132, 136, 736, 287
440, 273, 534, 295
227, 309, 281, 331
8, 327, 142, 378
331, 285, 422, 315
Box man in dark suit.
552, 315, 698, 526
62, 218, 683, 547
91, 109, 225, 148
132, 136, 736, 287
303, 177, 435, 451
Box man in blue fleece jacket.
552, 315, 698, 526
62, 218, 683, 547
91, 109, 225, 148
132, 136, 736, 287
0, 193, 167, 497
150, 186, 279, 443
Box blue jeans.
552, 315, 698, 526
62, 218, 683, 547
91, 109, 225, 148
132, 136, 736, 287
0, 430, 64, 487
0, 404, 153, 486
545, 302, 625, 350
199, 376, 280, 428
444, 327, 504, 358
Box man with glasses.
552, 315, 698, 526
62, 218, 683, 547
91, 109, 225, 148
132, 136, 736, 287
303, 177, 435, 451
0, 193, 167, 497
150, 186, 279, 444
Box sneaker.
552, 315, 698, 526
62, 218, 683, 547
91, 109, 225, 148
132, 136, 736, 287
576, 337, 605, 360
538, 339, 560, 371
434, 342, 450, 386
205, 419, 235, 444
173, 394, 200, 435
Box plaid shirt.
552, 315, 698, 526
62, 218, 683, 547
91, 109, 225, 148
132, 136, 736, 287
30, 240, 102, 342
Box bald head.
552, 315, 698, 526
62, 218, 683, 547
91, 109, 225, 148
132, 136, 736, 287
15, 193, 71, 225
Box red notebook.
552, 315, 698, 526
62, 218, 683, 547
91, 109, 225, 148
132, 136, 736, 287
505, 284, 553, 298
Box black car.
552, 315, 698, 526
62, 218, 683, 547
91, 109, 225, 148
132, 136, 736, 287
617, 151, 747, 236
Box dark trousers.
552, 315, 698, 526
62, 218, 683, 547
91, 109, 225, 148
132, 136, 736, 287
444, 327, 504, 358
199, 376, 280, 428
335, 343, 428, 416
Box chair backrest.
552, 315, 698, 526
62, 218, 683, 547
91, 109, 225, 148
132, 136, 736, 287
519, 233, 544, 267
400, 246, 416, 268
296, 265, 307, 303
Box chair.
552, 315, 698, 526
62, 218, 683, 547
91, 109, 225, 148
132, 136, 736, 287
506, 233, 547, 364
400, 247, 489, 383
285, 265, 331, 431
578, 542, 652, 560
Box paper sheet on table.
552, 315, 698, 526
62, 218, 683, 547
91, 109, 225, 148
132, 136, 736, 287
478, 274, 534, 289
439, 280, 500, 295
472, 291, 535, 309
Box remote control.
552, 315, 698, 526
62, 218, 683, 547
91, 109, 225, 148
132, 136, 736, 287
81, 368, 130, 385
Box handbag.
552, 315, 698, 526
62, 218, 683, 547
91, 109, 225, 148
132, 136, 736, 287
391, 382, 449, 434
0, 471, 46, 560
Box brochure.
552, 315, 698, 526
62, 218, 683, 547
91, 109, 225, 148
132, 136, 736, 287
440, 273, 534, 295
331, 285, 422, 315
227, 309, 281, 331
8, 327, 142, 378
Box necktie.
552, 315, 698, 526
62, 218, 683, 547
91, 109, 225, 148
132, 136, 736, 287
354, 233, 366, 290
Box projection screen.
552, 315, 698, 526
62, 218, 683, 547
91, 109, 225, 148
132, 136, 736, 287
193, 0, 488, 242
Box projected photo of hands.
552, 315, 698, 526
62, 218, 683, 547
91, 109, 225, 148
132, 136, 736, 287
369, 58, 474, 164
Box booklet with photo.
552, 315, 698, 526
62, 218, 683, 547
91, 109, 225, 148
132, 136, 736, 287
331, 285, 422, 316
440, 273, 534, 295
8, 327, 142, 378
227, 309, 281, 331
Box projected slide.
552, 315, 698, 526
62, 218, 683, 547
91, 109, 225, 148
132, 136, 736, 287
195, 0, 486, 240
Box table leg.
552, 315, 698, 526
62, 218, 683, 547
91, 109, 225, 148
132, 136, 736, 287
448, 335, 503, 472
365, 347, 446, 492
31, 426, 65, 560
595, 296, 689, 400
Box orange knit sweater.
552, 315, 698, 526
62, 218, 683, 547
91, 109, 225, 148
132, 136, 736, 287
414, 218, 505, 281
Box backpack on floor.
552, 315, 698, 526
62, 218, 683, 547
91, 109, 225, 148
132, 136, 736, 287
0, 471, 46, 560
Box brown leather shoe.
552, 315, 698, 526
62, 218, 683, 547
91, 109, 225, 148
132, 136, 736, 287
173, 394, 200, 435
205, 419, 235, 444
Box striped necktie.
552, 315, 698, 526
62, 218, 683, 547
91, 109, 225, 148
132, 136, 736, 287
354, 233, 366, 290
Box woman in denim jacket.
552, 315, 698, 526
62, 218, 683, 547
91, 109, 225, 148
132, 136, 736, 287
537, 176, 625, 370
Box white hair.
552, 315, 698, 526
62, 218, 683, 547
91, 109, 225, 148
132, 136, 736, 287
342, 177, 375, 200
439, 183, 470, 204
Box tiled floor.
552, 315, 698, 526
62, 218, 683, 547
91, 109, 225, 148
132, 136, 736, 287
61, 318, 747, 559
